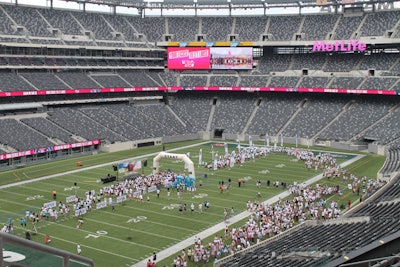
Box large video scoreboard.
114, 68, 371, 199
167, 47, 253, 70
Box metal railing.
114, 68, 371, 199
0, 232, 94, 267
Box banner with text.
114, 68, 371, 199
0, 139, 100, 161
167, 47, 253, 70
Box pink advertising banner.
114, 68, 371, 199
0, 139, 101, 160
167, 47, 211, 70
0, 86, 396, 98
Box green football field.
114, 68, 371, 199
0, 141, 385, 267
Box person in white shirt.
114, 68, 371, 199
190, 203, 195, 214
1, 224, 8, 233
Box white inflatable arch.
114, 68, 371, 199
153, 152, 195, 177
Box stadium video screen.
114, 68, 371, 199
167, 47, 253, 70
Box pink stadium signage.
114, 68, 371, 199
0, 87, 396, 98
312, 40, 367, 52
0, 139, 101, 160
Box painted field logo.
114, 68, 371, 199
258, 170, 270, 174
64, 186, 79, 191
162, 204, 181, 210
242, 176, 252, 181
275, 164, 286, 168
3, 250, 26, 262
26, 195, 44, 201
192, 193, 208, 199
126, 216, 147, 223
312, 40, 366, 52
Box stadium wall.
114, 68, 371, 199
161, 133, 202, 144
331, 142, 369, 151
100, 133, 202, 153
215, 132, 375, 153
368, 143, 386, 155
100, 138, 162, 153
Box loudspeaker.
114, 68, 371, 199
113, 165, 118, 172
143, 160, 148, 167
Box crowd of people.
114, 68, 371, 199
178, 182, 342, 266
172, 147, 385, 266
1, 168, 197, 249
206, 146, 272, 170
1, 145, 386, 266
4, 145, 280, 241
30, 169, 193, 224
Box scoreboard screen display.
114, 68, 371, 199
210, 47, 253, 70
167, 47, 210, 70
167, 47, 253, 70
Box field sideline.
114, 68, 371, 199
0, 141, 385, 267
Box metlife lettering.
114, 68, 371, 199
312, 40, 366, 52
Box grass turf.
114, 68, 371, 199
0, 141, 385, 267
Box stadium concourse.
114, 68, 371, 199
131, 152, 364, 267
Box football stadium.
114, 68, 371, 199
0, 0, 399, 266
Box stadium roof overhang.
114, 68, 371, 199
60, 0, 400, 10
